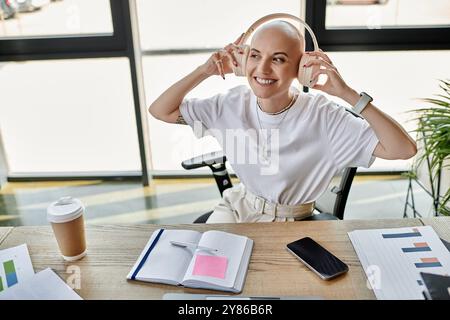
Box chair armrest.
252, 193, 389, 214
181, 151, 227, 170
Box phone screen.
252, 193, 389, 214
286, 237, 348, 280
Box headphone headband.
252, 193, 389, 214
239, 13, 319, 51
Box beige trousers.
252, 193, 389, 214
207, 184, 314, 223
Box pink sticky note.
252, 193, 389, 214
192, 254, 228, 279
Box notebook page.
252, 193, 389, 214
349, 226, 450, 300
233, 238, 254, 292
128, 229, 201, 285
182, 230, 248, 289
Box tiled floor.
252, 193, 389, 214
345, 176, 434, 220
0, 175, 438, 227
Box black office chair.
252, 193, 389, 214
182, 108, 361, 223
182, 151, 357, 223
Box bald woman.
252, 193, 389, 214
149, 20, 416, 223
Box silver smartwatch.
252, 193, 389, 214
353, 92, 373, 115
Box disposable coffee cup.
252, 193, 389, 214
47, 196, 87, 261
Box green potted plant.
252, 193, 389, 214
408, 79, 450, 216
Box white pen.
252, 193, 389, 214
170, 240, 218, 252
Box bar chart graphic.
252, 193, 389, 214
4, 260, 18, 287
382, 228, 422, 239
415, 257, 442, 268
402, 242, 432, 253
381, 229, 443, 269
0, 244, 34, 293
0, 260, 18, 292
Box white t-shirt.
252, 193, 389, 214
180, 85, 379, 205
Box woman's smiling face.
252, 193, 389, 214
246, 21, 304, 100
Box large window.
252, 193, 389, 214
0, 0, 127, 60
0, 0, 149, 182
1, 0, 448, 180
138, 0, 301, 51
307, 0, 450, 51
0, 58, 141, 175
0, 0, 113, 39
326, 0, 450, 29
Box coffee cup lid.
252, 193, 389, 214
47, 196, 84, 223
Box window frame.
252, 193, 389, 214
305, 0, 450, 51
0, 0, 127, 61
0, 0, 151, 185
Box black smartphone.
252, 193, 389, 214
286, 237, 349, 280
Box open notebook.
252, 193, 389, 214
127, 229, 254, 293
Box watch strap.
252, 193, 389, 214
353, 92, 373, 115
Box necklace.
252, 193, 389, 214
255, 93, 297, 163
257, 93, 297, 115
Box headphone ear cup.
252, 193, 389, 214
232, 45, 250, 77
298, 55, 320, 88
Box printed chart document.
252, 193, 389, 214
0, 268, 82, 300
0, 244, 34, 293
348, 226, 450, 300
127, 229, 254, 293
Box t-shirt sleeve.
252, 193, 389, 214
324, 100, 379, 170
179, 92, 225, 139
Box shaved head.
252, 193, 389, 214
251, 20, 305, 53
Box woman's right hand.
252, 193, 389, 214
200, 33, 245, 79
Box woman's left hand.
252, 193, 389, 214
303, 50, 350, 98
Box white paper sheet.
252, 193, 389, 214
348, 226, 450, 300
0, 268, 82, 300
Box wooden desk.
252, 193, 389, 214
0, 218, 440, 300
421, 217, 450, 242
0, 227, 12, 245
